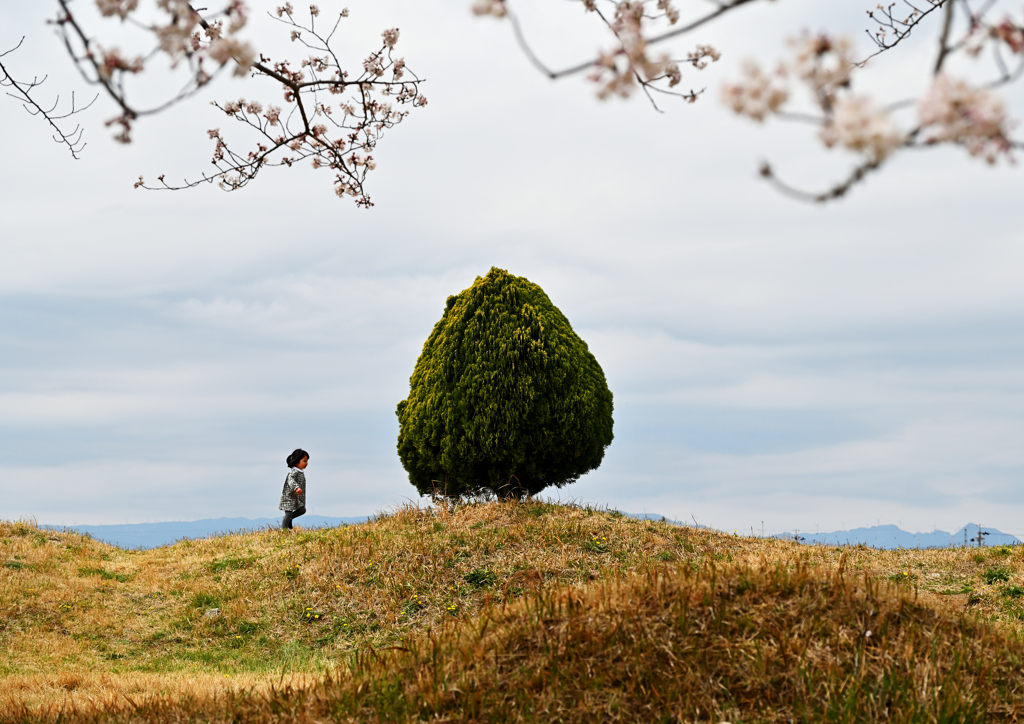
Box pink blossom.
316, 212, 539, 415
787, 33, 854, 99
382, 28, 400, 50
471, 0, 507, 18
96, 0, 139, 19
97, 48, 144, 79
993, 17, 1024, 54
721, 60, 789, 121
226, 0, 249, 33
819, 96, 903, 162
656, 0, 680, 25
363, 53, 385, 77
208, 38, 256, 76
919, 73, 1012, 163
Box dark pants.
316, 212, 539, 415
282, 506, 306, 529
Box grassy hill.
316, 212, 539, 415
4, 501, 1024, 722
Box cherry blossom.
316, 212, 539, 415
721, 60, 788, 121
820, 96, 903, 163
919, 74, 1012, 163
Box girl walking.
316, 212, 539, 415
280, 448, 309, 530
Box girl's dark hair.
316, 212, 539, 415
286, 449, 309, 468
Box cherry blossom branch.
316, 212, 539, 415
552, 0, 754, 80
721, 0, 1023, 202
52, 0, 247, 142
474, 0, 730, 101
36, 1, 425, 204
0, 37, 97, 159
137, 4, 426, 207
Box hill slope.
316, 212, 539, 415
4, 502, 1024, 721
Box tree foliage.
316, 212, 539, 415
396, 267, 614, 499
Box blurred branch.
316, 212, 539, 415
505, 0, 760, 81
758, 157, 886, 203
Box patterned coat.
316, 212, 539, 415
279, 468, 307, 511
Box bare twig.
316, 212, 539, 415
858, 0, 947, 67
0, 37, 96, 159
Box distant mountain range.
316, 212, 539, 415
774, 523, 1020, 550
40, 516, 1021, 551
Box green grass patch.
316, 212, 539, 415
191, 592, 219, 609
983, 566, 1012, 584
77, 566, 133, 583
583, 535, 610, 553
463, 568, 497, 589
207, 556, 253, 574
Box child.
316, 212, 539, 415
280, 448, 309, 530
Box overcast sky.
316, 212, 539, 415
1, 0, 1022, 536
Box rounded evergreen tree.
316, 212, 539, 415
396, 267, 614, 499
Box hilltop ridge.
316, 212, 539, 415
5, 502, 1024, 721
39, 514, 1021, 552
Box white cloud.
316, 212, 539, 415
1, 1, 1022, 538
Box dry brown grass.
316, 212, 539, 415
3, 501, 1024, 721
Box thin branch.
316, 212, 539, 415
858, 0, 948, 67
0, 37, 96, 159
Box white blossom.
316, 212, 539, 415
993, 17, 1024, 54
96, 0, 139, 19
